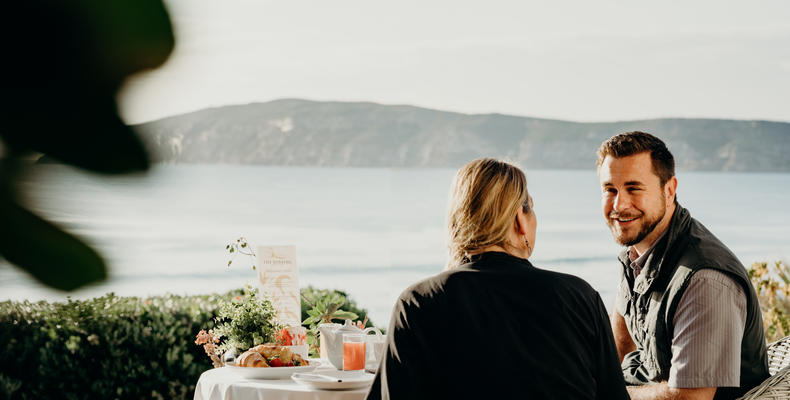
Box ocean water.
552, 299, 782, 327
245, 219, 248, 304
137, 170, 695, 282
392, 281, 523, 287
1, 164, 789, 327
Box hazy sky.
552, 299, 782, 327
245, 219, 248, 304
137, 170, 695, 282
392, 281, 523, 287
118, 0, 790, 124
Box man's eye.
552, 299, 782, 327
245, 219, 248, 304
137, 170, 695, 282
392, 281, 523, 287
604, 188, 617, 194
627, 188, 642, 192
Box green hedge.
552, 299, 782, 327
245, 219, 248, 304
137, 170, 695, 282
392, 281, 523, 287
0, 288, 373, 399
0, 292, 224, 399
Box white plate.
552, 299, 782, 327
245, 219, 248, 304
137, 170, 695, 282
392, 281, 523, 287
225, 362, 318, 380
291, 370, 375, 390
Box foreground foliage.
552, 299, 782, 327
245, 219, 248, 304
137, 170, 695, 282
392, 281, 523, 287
1, 1, 174, 291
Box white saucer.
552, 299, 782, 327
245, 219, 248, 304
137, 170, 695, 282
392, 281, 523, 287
225, 362, 317, 379
291, 370, 375, 390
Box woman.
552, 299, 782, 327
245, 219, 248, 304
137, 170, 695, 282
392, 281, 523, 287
366, 158, 628, 399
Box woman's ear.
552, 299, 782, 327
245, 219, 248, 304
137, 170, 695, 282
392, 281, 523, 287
514, 209, 528, 236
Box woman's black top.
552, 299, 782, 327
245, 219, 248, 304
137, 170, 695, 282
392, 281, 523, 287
365, 251, 629, 400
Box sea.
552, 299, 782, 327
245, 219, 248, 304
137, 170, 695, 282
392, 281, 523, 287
1, 164, 789, 327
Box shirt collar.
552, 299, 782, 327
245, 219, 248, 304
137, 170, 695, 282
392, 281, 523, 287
628, 228, 668, 277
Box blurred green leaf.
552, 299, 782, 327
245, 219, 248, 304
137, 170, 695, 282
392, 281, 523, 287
0, 0, 175, 291
0, 194, 106, 291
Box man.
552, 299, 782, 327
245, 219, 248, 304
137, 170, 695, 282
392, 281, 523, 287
597, 131, 769, 400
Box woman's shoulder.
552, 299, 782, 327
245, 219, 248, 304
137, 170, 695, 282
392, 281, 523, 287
397, 269, 457, 302
393, 266, 482, 312
532, 267, 598, 296
525, 270, 603, 314
471, 252, 599, 297
398, 260, 597, 303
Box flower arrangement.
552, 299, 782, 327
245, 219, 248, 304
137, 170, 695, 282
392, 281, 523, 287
195, 285, 283, 366
214, 285, 283, 355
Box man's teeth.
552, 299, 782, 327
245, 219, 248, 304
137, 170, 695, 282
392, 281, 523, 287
618, 218, 636, 222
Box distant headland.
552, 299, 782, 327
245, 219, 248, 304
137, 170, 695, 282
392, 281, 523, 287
87, 99, 790, 171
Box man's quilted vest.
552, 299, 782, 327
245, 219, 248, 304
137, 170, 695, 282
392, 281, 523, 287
616, 204, 768, 399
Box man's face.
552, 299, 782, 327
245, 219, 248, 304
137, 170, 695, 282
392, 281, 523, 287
598, 152, 673, 249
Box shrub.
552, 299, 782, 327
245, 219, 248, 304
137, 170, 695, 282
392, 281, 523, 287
0, 292, 225, 399
748, 260, 790, 342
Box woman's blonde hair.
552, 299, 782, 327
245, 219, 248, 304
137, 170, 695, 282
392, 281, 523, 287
446, 158, 530, 269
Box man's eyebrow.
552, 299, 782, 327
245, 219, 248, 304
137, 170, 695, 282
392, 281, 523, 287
625, 181, 645, 186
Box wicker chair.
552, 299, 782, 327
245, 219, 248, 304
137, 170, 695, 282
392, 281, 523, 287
737, 336, 790, 399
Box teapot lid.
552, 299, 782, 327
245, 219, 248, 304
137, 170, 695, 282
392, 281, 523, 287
336, 319, 362, 333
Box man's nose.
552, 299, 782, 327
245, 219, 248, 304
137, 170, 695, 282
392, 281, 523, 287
613, 192, 631, 212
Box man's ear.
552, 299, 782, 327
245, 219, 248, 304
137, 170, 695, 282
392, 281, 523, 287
664, 176, 678, 206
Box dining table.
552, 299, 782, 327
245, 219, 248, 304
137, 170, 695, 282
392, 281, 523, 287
193, 360, 373, 400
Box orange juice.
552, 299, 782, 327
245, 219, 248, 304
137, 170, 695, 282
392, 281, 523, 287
343, 341, 366, 370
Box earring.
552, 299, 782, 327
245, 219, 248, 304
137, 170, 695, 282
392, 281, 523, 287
524, 237, 532, 257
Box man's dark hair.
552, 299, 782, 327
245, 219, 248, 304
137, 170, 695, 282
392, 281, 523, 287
596, 131, 675, 186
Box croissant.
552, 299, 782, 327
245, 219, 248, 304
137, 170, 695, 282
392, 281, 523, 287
236, 350, 269, 367
247, 344, 308, 366
254, 344, 282, 360
251, 344, 270, 354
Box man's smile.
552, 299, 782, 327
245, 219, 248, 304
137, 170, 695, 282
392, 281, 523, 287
609, 212, 642, 227
615, 217, 638, 226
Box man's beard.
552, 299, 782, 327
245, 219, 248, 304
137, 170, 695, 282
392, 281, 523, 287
608, 198, 666, 247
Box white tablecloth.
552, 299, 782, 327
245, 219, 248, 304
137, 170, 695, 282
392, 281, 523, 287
194, 362, 371, 400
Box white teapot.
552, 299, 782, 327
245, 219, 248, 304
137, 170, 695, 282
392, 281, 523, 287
318, 319, 381, 370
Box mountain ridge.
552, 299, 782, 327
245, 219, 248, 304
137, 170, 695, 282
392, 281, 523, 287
130, 99, 790, 172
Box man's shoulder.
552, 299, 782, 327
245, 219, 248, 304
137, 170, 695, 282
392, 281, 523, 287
676, 216, 745, 273
679, 269, 747, 307
690, 269, 745, 290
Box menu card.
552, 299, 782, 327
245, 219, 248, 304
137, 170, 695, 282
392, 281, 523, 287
257, 245, 300, 326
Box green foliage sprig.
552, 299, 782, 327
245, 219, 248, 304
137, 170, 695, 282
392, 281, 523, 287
225, 236, 256, 269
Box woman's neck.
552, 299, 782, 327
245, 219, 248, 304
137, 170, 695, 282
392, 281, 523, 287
473, 244, 527, 259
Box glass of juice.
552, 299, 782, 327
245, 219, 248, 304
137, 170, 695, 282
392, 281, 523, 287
343, 333, 366, 371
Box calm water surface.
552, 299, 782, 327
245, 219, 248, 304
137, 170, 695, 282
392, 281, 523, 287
1, 165, 789, 326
